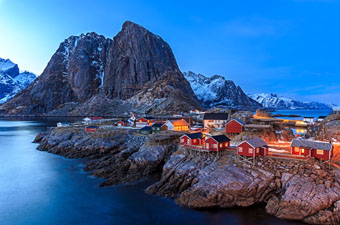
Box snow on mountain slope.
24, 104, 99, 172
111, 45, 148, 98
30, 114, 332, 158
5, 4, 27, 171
250, 93, 332, 110
0, 58, 36, 104
183, 71, 261, 109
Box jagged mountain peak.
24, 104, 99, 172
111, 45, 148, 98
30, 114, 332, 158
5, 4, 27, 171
0, 57, 36, 104
250, 93, 332, 109
1, 21, 200, 115
183, 71, 261, 109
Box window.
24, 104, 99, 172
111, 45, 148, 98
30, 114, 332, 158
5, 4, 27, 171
219, 143, 223, 148
187, 139, 190, 144
256, 148, 259, 153
181, 139, 184, 143
301, 149, 305, 154
225, 143, 228, 147
205, 143, 209, 148
239, 147, 243, 152
193, 139, 196, 144
249, 148, 253, 154
316, 150, 323, 155
213, 144, 217, 148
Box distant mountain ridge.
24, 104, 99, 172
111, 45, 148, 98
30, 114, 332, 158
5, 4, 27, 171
249, 93, 333, 110
183, 71, 261, 109
0, 58, 36, 104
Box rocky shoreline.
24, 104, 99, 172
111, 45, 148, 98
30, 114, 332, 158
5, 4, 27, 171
34, 127, 340, 224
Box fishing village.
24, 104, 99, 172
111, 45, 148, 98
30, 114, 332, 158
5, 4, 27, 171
31, 107, 340, 224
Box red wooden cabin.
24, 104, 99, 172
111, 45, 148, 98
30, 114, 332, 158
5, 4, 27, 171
116, 121, 125, 127
180, 132, 203, 146
85, 126, 99, 133
226, 119, 245, 134
136, 117, 149, 128
204, 135, 231, 151
290, 139, 333, 160
238, 137, 268, 157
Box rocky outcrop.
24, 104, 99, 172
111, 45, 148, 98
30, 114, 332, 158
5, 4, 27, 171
0, 21, 200, 116
147, 151, 276, 208
34, 127, 182, 186
184, 71, 261, 109
34, 126, 340, 224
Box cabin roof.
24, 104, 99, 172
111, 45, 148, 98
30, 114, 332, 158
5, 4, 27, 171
171, 119, 189, 126
203, 113, 229, 120
231, 118, 246, 126
86, 126, 99, 128
152, 123, 163, 128
318, 116, 327, 119
140, 126, 152, 131
291, 139, 333, 151
183, 132, 203, 139
210, 135, 231, 143
244, 137, 267, 148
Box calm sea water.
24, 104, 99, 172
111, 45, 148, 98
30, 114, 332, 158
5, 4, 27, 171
0, 118, 305, 225
272, 109, 333, 120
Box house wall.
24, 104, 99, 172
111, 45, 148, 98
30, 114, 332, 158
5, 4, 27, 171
311, 149, 331, 160
205, 138, 218, 151
85, 128, 98, 132
291, 147, 310, 157
226, 120, 243, 133
180, 136, 190, 145
204, 120, 228, 129
237, 142, 258, 157
174, 125, 189, 131
136, 122, 148, 128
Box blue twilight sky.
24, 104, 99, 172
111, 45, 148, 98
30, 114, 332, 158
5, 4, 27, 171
0, 0, 339, 104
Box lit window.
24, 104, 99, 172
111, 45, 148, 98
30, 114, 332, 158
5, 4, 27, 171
206, 143, 209, 148
256, 148, 259, 153
213, 144, 217, 148
193, 139, 196, 143
225, 143, 228, 147
187, 139, 190, 144
316, 150, 323, 155
219, 144, 223, 147
249, 148, 253, 154
180, 139, 184, 143
239, 147, 243, 152
301, 149, 305, 154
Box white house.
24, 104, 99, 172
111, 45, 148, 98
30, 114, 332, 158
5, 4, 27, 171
203, 113, 229, 129
303, 117, 315, 124
57, 122, 70, 128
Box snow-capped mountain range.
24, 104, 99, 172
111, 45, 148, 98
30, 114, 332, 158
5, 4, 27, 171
0, 58, 36, 104
249, 93, 333, 110
183, 71, 261, 109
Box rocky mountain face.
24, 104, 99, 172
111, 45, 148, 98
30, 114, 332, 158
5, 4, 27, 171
183, 71, 261, 109
0, 21, 200, 116
0, 58, 36, 104
250, 93, 332, 110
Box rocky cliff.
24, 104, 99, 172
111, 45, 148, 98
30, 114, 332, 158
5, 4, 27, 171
184, 71, 261, 109
0, 21, 200, 116
0, 58, 36, 104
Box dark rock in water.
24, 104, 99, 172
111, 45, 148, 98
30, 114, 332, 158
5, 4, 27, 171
0, 21, 200, 116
